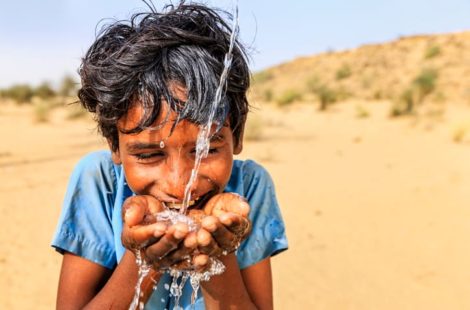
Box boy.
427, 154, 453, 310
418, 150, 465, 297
52, 2, 287, 309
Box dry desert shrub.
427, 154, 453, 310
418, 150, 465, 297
355, 105, 370, 118
451, 119, 470, 143
335, 64, 352, 80
262, 88, 273, 102
33, 100, 53, 123
251, 70, 273, 85
59, 75, 79, 97
315, 85, 338, 111
276, 89, 302, 106
34, 82, 56, 100
424, 45, 441, 59
453, 126, 468, 143
305, 76, 340, 110
390, 68, 439, 117
66, 104, 88, 120
1, 84, 34, 104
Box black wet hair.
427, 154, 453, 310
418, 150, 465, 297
78, 2, 250, 151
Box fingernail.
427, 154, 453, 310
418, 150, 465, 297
197, 230, 211, 246
174, 228, 186, 239
184, 234, 197, 248
154, 228, 165, 237
124, 208, 134, 222
194, 254, 209, 266
205, 222, 217, 231
220, 214, 232, 226
202, 217, 217, 231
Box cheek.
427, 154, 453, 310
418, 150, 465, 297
121, 158, 155, 194
206, 151, 233, 188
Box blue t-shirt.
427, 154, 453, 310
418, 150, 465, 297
52, 150, 288, 309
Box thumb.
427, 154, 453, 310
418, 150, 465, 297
123, 199, 147, 227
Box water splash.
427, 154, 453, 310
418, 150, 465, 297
156, 209, 199, 231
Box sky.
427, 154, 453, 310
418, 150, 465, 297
1, 0, 470, 88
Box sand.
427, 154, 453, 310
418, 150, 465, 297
1, 100, 470, 309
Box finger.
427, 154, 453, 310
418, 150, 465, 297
122, 221, 167, 248
196, 228, 221, 256
122, 195, 164, 226
144, 223, 188, 262
193, 253, 210, 271
218, 212, 251, 237
122, 197, 147, 227
159, 232, 198, 268
204, 193, 250, 217
200, 216, 238, 251
222, 194, 250, 217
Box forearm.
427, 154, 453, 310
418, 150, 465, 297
200, 254, 257, 310
83, 250, 160, 310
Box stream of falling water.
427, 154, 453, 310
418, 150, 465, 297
130, 4, 239, 309
180, 5, 239, 216
129, 251, 151, 310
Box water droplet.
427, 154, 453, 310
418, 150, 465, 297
164, 283, 170, 290
159, 140, 165, 148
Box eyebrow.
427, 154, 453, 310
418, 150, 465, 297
125, 142, 162, 152
210, 133, 225, 143
125, 134, 225, 152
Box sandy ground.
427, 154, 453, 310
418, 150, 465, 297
1, 100, 470, 309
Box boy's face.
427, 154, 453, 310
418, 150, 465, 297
111, 90, 242, 211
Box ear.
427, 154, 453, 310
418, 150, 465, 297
107, 140, 122, 165
233, 123, 245, 155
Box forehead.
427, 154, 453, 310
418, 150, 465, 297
117, 102, 191, 137
117, 101, 230, 146
118, 83, 187, 130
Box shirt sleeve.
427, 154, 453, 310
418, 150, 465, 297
51, 151, 118, 269
235, 160, 288, 269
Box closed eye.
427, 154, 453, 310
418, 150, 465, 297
134, 152, 164, 160
190, 147, 219, 155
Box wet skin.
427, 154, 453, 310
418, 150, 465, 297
113, 98, 250, 271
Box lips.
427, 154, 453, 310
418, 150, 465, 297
162, 189, 217, 212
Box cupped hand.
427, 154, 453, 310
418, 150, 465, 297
121, 193, 251, 271
193, 193, 251, 266
121, 195, 198, 270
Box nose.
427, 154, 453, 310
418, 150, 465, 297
159, 156, 198, 201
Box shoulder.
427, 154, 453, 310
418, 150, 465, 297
228, 159, 274, 198
232, 159, 268, 176
65, 149, 122, 207
74, 150, 115, 173
65, 150, 124, 211
71, 150, 120, 184
230, 159, 272, 186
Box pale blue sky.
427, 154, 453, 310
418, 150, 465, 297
1, 0, 469, 87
